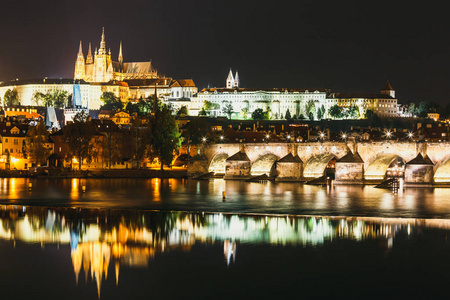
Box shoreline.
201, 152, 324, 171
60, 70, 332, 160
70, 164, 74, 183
0, 169, 188, 179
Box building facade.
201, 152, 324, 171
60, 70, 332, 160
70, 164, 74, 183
74, 28, 158, 83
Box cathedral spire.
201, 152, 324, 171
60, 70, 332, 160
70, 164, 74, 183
74, 41, 85, 79
118, 41, 123, 66
77, 41, 83, 57
226, 68, 234, 88
234, 70, 240, 88
99, 27, 106, 55
86, 43, 93, 64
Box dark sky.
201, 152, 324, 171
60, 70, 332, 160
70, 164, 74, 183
1, 0, 449, 104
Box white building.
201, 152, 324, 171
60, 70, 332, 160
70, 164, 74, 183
0, 79, 92, 108
327, 81, 399, 118
0, 77, 198, 111
190, 70, 328, 119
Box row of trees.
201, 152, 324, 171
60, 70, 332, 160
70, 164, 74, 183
25, 103, 182, 171
328, 104, 360, 119
63, 105, 181, 170
32, 90, 69, 107
197, 100, 330, 121
0, 89, 71, 107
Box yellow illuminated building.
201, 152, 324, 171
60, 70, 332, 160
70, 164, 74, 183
74, 28, 158, 84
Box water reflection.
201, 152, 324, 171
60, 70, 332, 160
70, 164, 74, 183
2, 205, 450, 297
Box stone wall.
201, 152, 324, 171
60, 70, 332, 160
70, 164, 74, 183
405, 165, 434, 183
335, 162, 364, 183
225, 161, 251, 179
275, 162, 302, 180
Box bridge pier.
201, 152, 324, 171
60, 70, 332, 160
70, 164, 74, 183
275, 153, 303, 182
224, 151, 251, 180
187, 155, 209, 177
404, 153, 434, 185
334, 151, 365, 184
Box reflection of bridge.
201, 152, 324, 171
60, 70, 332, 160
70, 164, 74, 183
188, 141, 450, 184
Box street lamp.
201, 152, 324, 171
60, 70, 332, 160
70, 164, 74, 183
202, 137, 207, 143
319, 131, 325, 141
286, 135, 291, 142
385, 130, 392, 140
341, 133, 347, 141
407, 132, 414, 141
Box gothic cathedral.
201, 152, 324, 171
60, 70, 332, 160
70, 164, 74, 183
74, 28, 158, 83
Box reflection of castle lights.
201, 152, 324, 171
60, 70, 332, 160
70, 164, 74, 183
4, 207, 450, 297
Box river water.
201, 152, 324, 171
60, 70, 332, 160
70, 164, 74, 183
1, 178, 450, 299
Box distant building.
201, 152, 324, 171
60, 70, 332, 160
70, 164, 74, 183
74, 28, 157, 83
327, 81, 399, 118
191, 70, 327, 119
64, 84, 88, 125
428, 112, 439, 121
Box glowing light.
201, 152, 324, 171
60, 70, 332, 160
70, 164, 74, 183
10, 157, 18, 163
202, 137, 207, 143
220, 136, 224, 140
266, 134, 270, 139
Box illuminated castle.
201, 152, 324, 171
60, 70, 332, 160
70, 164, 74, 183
74, 28, 158, 83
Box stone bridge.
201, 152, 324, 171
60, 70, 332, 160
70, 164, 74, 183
187, 141, 450, 184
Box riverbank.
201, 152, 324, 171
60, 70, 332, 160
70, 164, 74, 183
0, 168, 188, 178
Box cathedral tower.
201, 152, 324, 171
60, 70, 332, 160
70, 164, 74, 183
86, 43, 93, 64
226, 69, 234, 88
74, 41, 85, 79
93, 27, 112, 82
234, 71, 240, 88
381, 80, 395, 98
118, 41, 123, 67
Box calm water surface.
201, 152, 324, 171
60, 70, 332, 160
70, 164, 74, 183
2, 179, 450, 299
0, 178, 449, 218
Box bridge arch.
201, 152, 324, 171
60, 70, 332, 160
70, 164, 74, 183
250, 153, 279, 176
434, 156, 450, 183
303, 153, 336, 178
208, 153, 229, 174
364, 153, 405, 180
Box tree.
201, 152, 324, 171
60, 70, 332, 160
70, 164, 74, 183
25, 121, 51, 166
129, 118, 150, 169
305, 100, 316, 120
348, 105, 360, 119
201, 100, 219, 115
101, 126, 123, 169
100, 92, 123, 111
199, 107, 207, 116
417, 101, 431, 117
329, 105, 343, 119
317, 105, 326, 120
364, 109, 375, 119
239, 107, 249, 119
51, 90, 69, 108
252, 108, 266, 120
285, 109, 292, 120
32, 92, 46, 106
4, 89, 19, 106
184, 117, 209, 155
177, 105, 188, 116
63, 111, 96, 170
408, 103, 416, 116
222, 102, 234, 119
148, 106, 182, 170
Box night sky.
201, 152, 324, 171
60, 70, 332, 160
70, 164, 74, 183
1, 0, 449, 104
